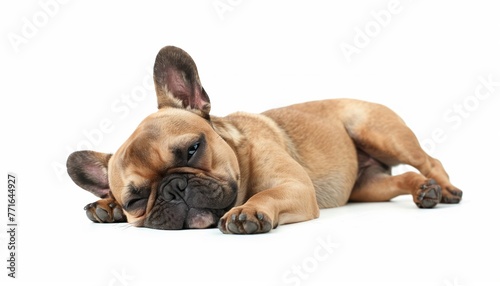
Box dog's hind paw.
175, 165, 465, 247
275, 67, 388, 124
441, 187, 463, 204
414, 179, 442, 208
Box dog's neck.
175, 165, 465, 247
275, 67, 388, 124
211, 112, 303, 206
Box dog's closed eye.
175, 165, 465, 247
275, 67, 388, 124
124, 197, 147, 211
124, 185, 150, 214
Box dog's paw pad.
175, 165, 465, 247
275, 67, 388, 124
415, 179, 442, 209
219, 208, 273, 234
84, 200, 126, 223
111, 203, 126, 222
84, 203, 99, 222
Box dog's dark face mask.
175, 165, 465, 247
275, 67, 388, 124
142, 173, 237, 229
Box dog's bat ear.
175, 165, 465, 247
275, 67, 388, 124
153, 46, 211, 119
66, 151, 112, 198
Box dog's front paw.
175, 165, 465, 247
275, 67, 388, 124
84, 198, 127, 223
414, 179, 442, 208
218, 206, 274, 234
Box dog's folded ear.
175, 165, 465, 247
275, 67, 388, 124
67, 151, 112, 198
153, 46, 211, 119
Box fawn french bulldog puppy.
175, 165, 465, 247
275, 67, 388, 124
67, 46, 462, 234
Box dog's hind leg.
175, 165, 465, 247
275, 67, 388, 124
349, 149, 444, 208
338, 99, 462, 206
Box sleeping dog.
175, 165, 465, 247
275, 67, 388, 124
67, 46, 462, 234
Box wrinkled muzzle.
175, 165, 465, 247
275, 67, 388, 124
144, 173, 237, 230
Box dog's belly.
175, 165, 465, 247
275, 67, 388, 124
263, 101, 359, 208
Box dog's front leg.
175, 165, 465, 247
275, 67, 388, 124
218, 166, 319, 234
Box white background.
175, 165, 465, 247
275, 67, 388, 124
1, 1, 499, 285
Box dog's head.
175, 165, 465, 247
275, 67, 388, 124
67, 46, 240, 230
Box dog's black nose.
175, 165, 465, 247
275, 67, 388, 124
159, 175, 188, 202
